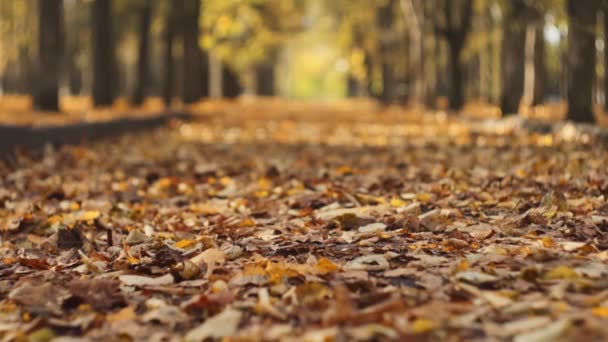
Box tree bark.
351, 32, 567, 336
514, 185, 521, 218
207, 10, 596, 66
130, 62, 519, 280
66, 42, 82, 95
34, 0, 63, 111
424, 19, 438, 108
401, 0, 424, 104
222, 65, 241, 98
434, 0, 473, 111
522, 23, 546, 107
92, 0, 114, 107
500, 1, 527, 116
376, 0, 397, 104
132, 2, 151, 106
447, 40, 465, 110
256, 64, 275, 96
605, 7, 608, 112
566, 0, 598, 123
182, 0, 208, 104
162, 3, 174, 107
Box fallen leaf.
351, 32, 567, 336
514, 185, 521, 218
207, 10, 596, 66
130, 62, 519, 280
358, 222, 387, 233
411, 318, 436, 334
119, 273, 174, 287
513, 318, 570, 342
455, 271, 499, 285
543, 266, 579, 280
106, 306, 137, 322
184, 308, 242, 342
344, 254, 389, 271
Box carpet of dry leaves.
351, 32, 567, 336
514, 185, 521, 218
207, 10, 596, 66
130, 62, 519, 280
2, 104, 608, 341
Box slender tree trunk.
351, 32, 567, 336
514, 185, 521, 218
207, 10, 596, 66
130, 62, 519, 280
500, 1, 527, 115
401, 0, 424, 104
365, 55, 378, 99
34, 0, 63, 111
92, 0, 114, 107
347, 76, 358, 98
182, 0, 207, 104
66, 43, 82, 95
256, 64, 275, 96
222, 65, 241, 98
435, 0, 472, 111
424, 22, 438, 108
132, 2, 151, 106
566, 0, 599, 123
605, 8, 608, 112
162, 4, 174, 107
522, 23, 545, 106
377, 0, 397, 104
381, 63, 395, 104
447, 40, 465, 110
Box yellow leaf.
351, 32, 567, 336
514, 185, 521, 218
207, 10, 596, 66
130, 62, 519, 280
335, 165, 354, 175
46, 215, 62, 225
255, 190, 269, 198
390, 197, 407, 207
219, 177, 232, 186
416, 193, 433, 203
412, 318, 436, 334
266, 262, 299, 284
455, 259, 470, 272
190, 203, 219, 215
296, 282, 332, 302
544, 265, 579, 280
154, 177, 173, 189
81, 210, 100, 221
592, 307, 608, 318
174, 239, 197, 249
541, 236, 556, 248
237, 218, 256, 228
107, 306, 136, 322
315, 257, 340, 274
258, 177, 272, 190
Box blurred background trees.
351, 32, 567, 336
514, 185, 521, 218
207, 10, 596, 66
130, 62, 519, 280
0, 0, 607, 123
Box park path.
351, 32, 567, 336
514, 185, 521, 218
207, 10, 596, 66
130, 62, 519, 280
2, 105, 608, 341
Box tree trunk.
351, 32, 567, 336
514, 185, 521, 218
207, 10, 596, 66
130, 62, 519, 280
162, 3, 174, 107
435, 0, 472, 110
222, 65, 241, 98
132, 2, 151, 106
66, 42, 82, 95
182, 0, 208, 104
377, 0, 397, 104
447, 40, 465, 110
347, 76, 358, 98
566, 0, 599, 123
605, 8, 608, 112
523, 23, 546, 107
256, 64, 275, 96
381, 63, 396, 104
92, 0, 114, 107
34, 0, 63, 111
401, 0, 424, 104
424, 22, 438, 108
500, 1, 527, 116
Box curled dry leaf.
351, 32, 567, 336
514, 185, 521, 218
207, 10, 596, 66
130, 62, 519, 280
118, 273, 174, 287
344, 254, 390, 271
358, 222, 387, 233
184, 308, 242, 342
455, 271, 500, 285
513, 318, 571, 342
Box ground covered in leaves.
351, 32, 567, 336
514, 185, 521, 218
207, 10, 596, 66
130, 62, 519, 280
2, 106, 608, 341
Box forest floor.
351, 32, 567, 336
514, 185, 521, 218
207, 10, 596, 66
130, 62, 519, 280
2, 100, 608, 341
